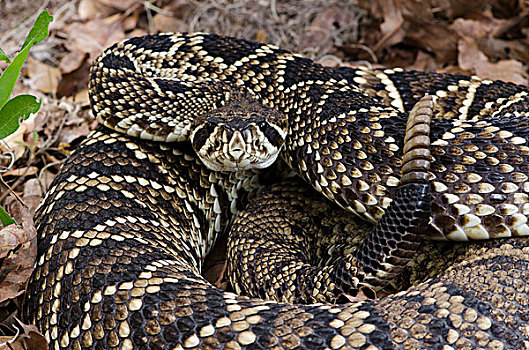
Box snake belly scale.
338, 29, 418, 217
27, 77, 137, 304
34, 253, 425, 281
23, 32, 529, 349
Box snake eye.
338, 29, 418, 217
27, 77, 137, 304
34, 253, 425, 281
191, 121, 217, 150
257, 122, 283, 147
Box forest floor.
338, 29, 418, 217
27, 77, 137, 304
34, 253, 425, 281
1, 0, 528, 347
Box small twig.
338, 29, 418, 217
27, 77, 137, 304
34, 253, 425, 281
0, 173, 28, 206
37, 158, 64, 195
0, 323, 19, 350
345, 43, 378, 63
372, 19, 404, 52
143, 1, 154, 33
317, 54, 344, 66
119, 2, 143, 22
142, 0, 174, 16
0, 151, 15, 173
270, 0, 280, 21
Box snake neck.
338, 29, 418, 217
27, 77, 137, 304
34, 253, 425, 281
280, 86, 408, 223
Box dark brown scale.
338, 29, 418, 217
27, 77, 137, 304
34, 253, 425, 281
469, 80, 529, 117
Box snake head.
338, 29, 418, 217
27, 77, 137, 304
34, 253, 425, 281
190, 91, 287, 172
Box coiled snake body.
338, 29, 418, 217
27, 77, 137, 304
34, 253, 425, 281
23, 33, 529, 348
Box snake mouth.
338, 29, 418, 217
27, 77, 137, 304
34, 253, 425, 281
190, 121, 285, 172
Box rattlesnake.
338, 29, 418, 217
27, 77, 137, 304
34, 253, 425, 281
23, 33, 529, 349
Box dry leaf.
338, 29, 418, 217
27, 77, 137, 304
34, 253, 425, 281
458, 37, 527, 84
60, 17, 123, 96
435, 0, 487, 18
78, 0, 120, 19
59, 51, 88, 75
203, 261, 229, 290
66, 89, 90, 107
336, 286, 377, 303
25, 57, 61, 94
0, 318, 48, 350
127, 29, 148, 39
359, 0, 459, 63
153, 13, 186, 33
376, 0, 405, 49
1, 166, 38, 177
299, 5, 357, 55
22, 178, 49, 214
0, 225, 32, 260
122, 10, 139, 32
450, 17, 499, 40
457, 36, 486, 69
400, 1, 458, 62
78, 0, 99, 20
203, 234, 230, 290
408, 51, 437, 71
58, 122, 91, 145
96, 0, 136, 11
152, 1, 189, 33
0, 221, 36, 304
57, 56, 91, 98
65, 18, 125, 63
256, 30, 267, 44
0, 198, 37, 306
0, 114, 37, 161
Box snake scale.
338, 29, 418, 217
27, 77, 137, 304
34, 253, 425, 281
23, 33, 529, 349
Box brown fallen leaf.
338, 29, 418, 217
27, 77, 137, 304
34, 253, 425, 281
299, 4, 358, 55
153, 2, 188, 33
22, 178, 49, 215
458, 36, 527, 84
336, 286, 377, 303
449, 16, 524, 63
0, 200, 37, 305
358, 0, 459, 64
0, 239, 36, 305
0, 123, 31, 162
58, 122, 91, 146
25, 57, 61, 94
0, 225, 33, 261
203, 233, 230, 290
0, 317, 48, 350
1, 166, 38, 178
96, 0, 136, 12
57, 55, 91, 98
78, 0, 122, 20
203, 261, 229, 290
65, 89, 90, 107
59, 51, 88, 75
373, 0, 405, 50
408, 50, 438, 71
65, 17, 125, 63
400, 0, 458, 63
255, 30, 267, 44
122, 9, 140, 32
435, 0, 487, 19
450, 17, 499, 40
78, 0, 99, 20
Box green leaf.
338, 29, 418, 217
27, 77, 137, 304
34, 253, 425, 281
0, 47, 10, 63
21, 10, 54, 50
0, 94, 41, 140
0, 206, 16, 226
0, 10, 53, 110
0, 44, 32, 110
